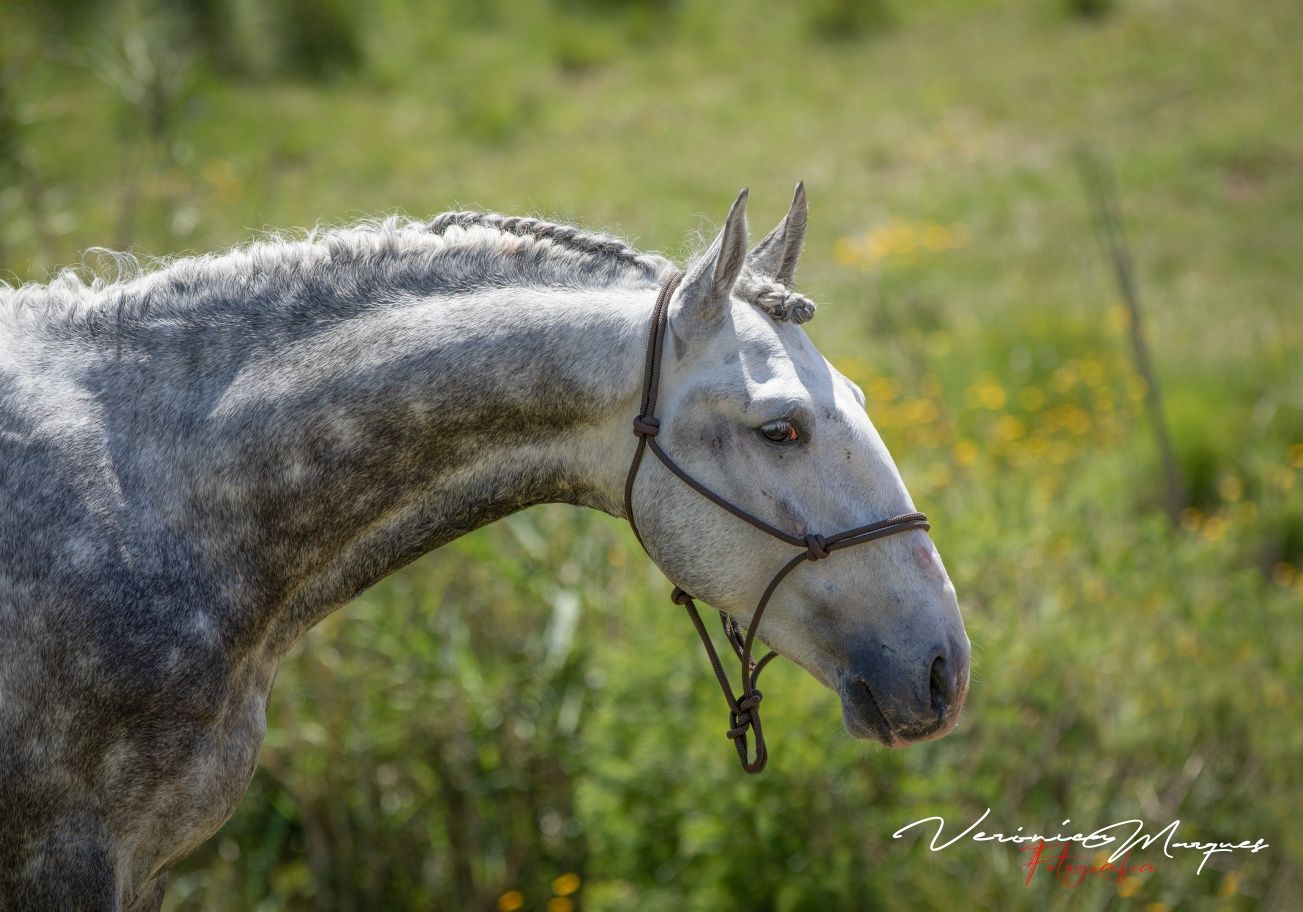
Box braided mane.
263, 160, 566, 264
2, 211, 813, 330
426, 211, 670, 282
427, 212, 815, 323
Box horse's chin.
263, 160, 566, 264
838, 682, 906, 748
839, 682, 963, 748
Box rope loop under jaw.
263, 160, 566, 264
623, 271, 930, 775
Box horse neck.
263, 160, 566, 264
117, 282, 652, 654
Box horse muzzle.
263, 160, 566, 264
838, 634, 970, 747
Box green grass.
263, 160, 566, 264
3, 0, 1301, 909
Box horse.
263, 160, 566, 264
0, 186, 969, 909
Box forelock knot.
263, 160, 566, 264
735, 271, 817, 324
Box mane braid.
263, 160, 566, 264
426, 211, 672, 282
0, 212, 815, 332
0, 212, 680, 334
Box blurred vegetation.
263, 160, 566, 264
3, 0, 1301, 909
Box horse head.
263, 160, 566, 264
626, 187, 970, 749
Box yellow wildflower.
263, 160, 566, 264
1021, 435, 1049, 459
994, 415, 1025, 443
867, 376, 900, 403
1200, 514, 1228, 542
1050, 364, 1078, 393
1217, 475, 1243, 501
1272, 563, 1296, 587
552, 873, 581, 896
965, 379, 1006, 410
953, 439, 979, 467
837, 219, 967, 268
1105, 303, 1131, 333
901, 397, 939, 425
1080, 357, 1106, 388
1046, 440, 1073, 465
922, 223, 952, 251
1019, 387, 1045, 411
834, 237, 863, 266
1063, 404, 1093, 435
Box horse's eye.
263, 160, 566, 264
759, 418, 800, 444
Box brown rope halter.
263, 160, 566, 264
623, 272, 931, 773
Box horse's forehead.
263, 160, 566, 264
725, 306, 828, 396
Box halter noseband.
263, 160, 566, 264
623, 272, 930, 773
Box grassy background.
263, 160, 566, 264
3, 0, 1300, 909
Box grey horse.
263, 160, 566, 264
0, 187, 969, 909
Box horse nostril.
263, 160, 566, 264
928, 654, 951, 718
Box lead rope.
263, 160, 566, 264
623, 272, 930, 774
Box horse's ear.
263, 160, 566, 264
746, 181, 807, 285
676, 188, 749, 326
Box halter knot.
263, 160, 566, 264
727, 691, 763, 740
804, 533, 830, 560
633, 415, 661, 437
670, 587, 694, 606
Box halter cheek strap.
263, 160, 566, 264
623, 272, 930, 774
